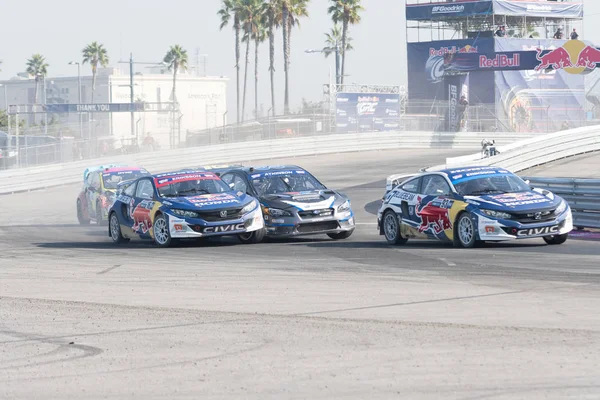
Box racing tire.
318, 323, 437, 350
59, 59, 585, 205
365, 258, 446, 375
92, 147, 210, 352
96, 201, 107, 226
153, 214, 173, 248
383, 210, 408, 245
238, 228, 266, 244
109, 212, 129, 244
454, 212, 478, 248
77, 200, 90, 225
543, 233, 568, 245
327, 230, 354, 240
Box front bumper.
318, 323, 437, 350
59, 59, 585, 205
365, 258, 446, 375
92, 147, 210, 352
263, 209, 355, 237
166, 208, 264, 238
475, 208, 573, 241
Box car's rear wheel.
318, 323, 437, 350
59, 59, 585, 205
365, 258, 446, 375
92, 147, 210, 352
543, 233, 568, 245
77, 200, 90, 225
153, 214, 173, 248
327, 230, 354, 240
109, 212, 129, 244
238, 228, 266, 244
383, 210, 408, 245
455, 212, 477, 248
96, 201, 107, 226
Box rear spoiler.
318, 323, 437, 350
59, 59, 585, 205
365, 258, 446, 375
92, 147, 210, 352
385, 173, 417, 193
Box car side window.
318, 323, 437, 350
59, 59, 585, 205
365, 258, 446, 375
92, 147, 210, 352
401, 178, 420, 194
123, 182, 136, 197
232, 175, 248, 193
422, 175, 452, 196
135, 179, 154, 200
221, 173, 234, 184
90, 173, 100, 190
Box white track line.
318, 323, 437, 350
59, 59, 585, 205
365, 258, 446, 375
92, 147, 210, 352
439, 258, 457, 267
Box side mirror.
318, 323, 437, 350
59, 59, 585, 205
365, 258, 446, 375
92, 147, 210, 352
524, 180, 531, 186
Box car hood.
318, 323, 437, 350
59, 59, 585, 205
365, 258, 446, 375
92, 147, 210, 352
160, 192, 252, 211
261, 190, 344, 211
463, 189, 563, 212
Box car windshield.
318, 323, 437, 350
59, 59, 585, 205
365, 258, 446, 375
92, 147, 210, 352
250, 170, 326, 196
102, 170, 148, 190
154, 172, 231, 197
455, 174, 530, 196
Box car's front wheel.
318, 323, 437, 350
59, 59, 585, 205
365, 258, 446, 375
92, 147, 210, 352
153, 214, 173, 248
109, 212, 129, 244
238, 228, 266, 244
327, 230, 354, 240
543, 233, 568, 245
454, 212, 477, 248
383, 210, 408, 245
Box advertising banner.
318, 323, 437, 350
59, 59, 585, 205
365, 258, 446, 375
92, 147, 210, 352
406, 1, 493, 21
444, 75, 469, 132
494, 38, 585, 132
493, 0, 583, 19
407, 39, 495, 104
335, 92, 400, 133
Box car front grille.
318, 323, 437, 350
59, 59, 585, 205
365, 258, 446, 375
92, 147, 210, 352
298, 208, 334, 219
509, 209, 557, 224
297, 221, 339, 233
197, 207, 244, 221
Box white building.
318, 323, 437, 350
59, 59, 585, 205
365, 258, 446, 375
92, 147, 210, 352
0, 68, 228, 149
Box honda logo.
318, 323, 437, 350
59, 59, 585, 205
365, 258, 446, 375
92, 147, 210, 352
220, 210, 228, 218
534, 212, 542, 220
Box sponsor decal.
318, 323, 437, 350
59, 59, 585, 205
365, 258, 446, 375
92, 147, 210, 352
429, 45, 478, 57
517, 226, 559, 237
490, 193, 550, 207
251, 170, 305, 178
416, 196, 454, 234
449, 166, 498, 174
204, 223, 246, 233
527, 4, 552, 12
174, 224, 184, 232
130, 199, 155, 234
449, 84, 458, 130
392, 191, 416, 202
155, 173, 218, 188
485, 226, 495, 234
187, 193, 240, 207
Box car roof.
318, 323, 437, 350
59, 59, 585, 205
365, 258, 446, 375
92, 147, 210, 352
151, 169, 217, 179
241, 165, 305, 174
436, 166, 507, 176
103, 166, 146, 173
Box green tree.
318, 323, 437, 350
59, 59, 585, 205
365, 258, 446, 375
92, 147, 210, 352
82, 42, 110, 103
238, 0, 264, 122
219, 0, 243, 123
328, 0, 363, 85
281, 0, 309, 114
163, 45, 189, 106
264, 0, 281, 116
25, 54, 49, 104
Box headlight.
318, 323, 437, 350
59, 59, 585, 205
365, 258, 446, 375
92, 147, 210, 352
263, 207, 292, 217
480, 209, 512, 219
337, 200, 351, 212
555, 200, 567, 215
242, 199, 258, 214
171, 209, 200, 218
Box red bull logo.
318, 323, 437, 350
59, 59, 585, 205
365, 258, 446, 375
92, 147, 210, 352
534, 40, 600, 74
479, 54, 521, 69
415, 197, 453, 235
429, 45, 477, 57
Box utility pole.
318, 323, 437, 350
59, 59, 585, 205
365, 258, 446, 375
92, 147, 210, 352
129, 53, 135, 146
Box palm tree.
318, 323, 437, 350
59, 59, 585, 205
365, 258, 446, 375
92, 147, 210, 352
264, 0, 281, 116
238, 0, 264, 122
82, 42, 110, 104
281, 0, 309, 114
163, 45, 188, 148
328, 0, 364, 85
219, 0, 243, 123
25, 54, 49, 105
323, 24, 353, 84
250, 23, 268, 119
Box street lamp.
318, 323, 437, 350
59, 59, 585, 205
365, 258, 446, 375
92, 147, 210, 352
68, 61, 83, 141
305, 44, 341, 85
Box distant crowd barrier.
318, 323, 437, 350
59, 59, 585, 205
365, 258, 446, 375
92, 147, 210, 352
0, 130, 532, 195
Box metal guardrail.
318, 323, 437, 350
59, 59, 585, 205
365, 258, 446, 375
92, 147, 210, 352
523, 177, 600, 230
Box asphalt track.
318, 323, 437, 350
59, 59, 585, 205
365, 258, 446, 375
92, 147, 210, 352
1, 149, 600, 399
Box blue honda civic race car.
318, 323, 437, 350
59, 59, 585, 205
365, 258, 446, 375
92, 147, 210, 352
378, 166, 573, 248
107, 169, 265, 247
